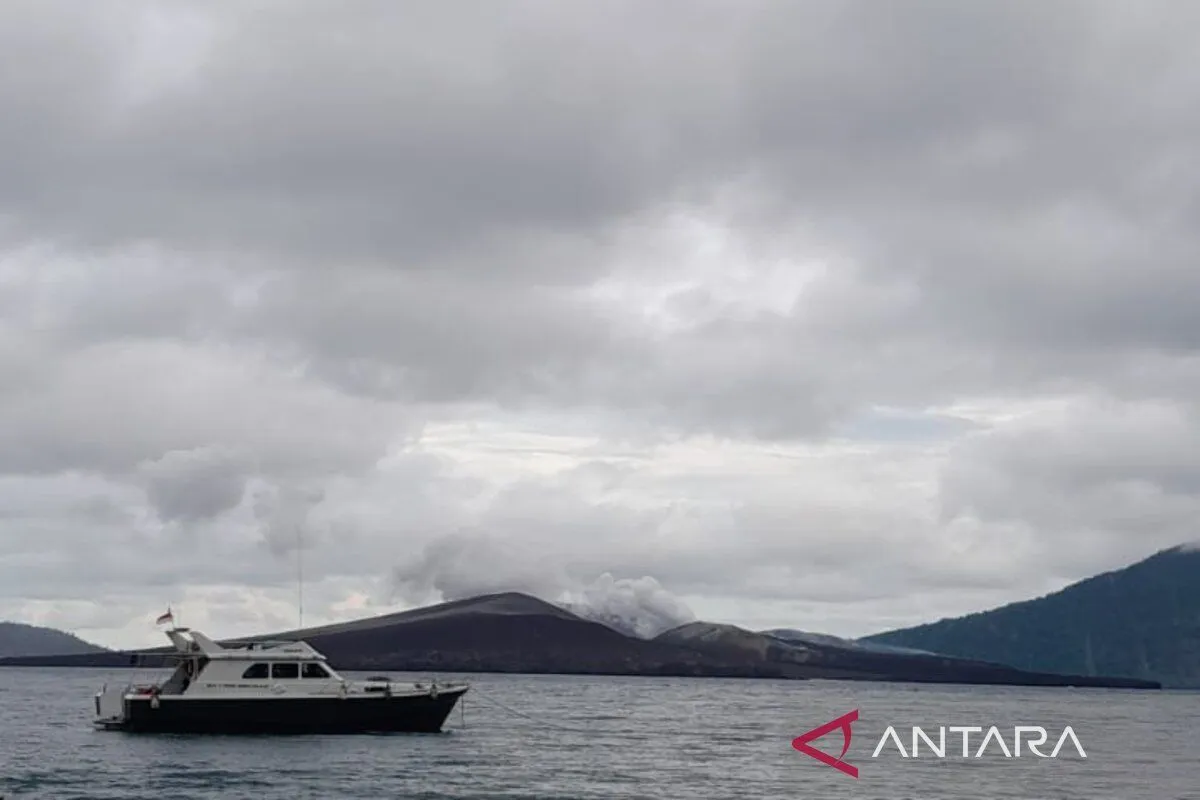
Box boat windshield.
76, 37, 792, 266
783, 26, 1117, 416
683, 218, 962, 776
160, 655, 208, 695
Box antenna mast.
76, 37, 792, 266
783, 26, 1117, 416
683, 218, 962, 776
297, 523, 304, 630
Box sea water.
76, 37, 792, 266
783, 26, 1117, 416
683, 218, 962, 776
0, 668, 1196, 799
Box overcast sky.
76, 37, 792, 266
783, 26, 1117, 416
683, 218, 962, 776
2, 0, 1198, 649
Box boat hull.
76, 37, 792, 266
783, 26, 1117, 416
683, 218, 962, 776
107, 688, 468, 734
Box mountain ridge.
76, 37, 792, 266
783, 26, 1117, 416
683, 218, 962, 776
0, 589, 1158, 688
862, 544, 1200, 687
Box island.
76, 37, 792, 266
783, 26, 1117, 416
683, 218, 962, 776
0, 592, 1160, 689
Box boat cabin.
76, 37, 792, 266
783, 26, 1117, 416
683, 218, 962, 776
155, 627, 345, 696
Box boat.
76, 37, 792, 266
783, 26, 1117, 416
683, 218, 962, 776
92, 625, 469, 734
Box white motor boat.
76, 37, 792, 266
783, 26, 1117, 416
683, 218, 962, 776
93, 626, 468, 734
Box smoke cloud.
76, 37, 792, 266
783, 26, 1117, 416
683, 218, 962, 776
389, 533, 695, 638
559, 573, 696, 638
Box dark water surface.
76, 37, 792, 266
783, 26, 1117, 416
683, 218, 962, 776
1, 667, 1197, 799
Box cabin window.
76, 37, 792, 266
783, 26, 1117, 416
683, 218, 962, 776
301, 662, 330, 678
242, 663, 269, 679
271, 662, 300, 679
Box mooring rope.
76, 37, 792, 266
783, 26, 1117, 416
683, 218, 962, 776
460, 689, 597, 734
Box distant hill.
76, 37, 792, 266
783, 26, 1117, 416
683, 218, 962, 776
0, 621, 108, 658
0, 591, 1157, 687
863, 545, 1200, 688
762, 628, 934, 656
655, 621, 1154, 687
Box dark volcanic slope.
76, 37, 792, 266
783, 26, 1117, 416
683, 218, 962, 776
256, 592, 587, 640
656, 621, 1157, 688
0, 621, 108, 658
863, 545, 1200, 687
0, 592, 782, 678
254, 592, 736, 675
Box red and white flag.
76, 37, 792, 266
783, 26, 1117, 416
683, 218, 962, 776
155, 608, 174, 626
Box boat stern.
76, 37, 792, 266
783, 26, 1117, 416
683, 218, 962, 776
93, 684, 130, 729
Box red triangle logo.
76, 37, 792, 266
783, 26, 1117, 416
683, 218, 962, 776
791, 709, 859, 778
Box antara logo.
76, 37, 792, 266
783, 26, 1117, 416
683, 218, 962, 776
792, 709, 1087, 778
792, 709, 860, 778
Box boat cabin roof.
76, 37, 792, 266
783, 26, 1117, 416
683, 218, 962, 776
165, 627, 327, 661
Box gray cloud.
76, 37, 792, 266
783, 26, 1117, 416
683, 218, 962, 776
4, 0, 1197, 432
139, 446, 249, 524
252, 482, 328, 558
390, 530, 573, 607
938, 398, 1200, 578
0, 0, 1198, 647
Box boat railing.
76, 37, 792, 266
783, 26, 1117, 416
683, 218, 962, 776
99, 679, 160, 694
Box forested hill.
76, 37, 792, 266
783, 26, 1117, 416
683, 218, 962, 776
863, 545, 1200, 687
0, 621, 107, 658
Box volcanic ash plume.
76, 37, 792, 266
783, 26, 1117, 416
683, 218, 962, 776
389, 534, 694, 638
559, 573, 696, 639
